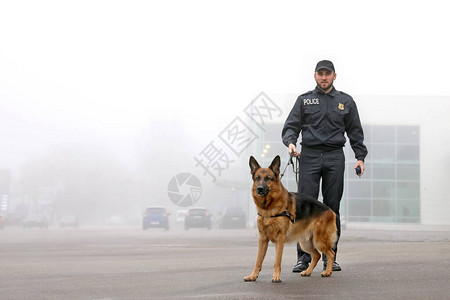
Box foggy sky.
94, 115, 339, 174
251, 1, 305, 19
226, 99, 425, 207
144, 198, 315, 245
1, 0, 449, 174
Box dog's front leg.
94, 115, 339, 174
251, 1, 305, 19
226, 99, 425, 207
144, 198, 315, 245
244, 235, 269, 282
272, 235, 285, 283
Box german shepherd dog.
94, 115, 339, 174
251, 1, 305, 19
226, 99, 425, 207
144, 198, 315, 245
244, 155, 337, 283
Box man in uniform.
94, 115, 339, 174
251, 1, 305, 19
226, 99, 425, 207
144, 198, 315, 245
282, 60, 368, 272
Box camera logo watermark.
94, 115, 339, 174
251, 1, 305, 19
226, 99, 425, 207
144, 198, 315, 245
167, 173, 202, 207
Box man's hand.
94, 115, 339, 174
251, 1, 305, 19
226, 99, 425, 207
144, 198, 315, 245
289, 144, 300, 157
354, 160, 365, 176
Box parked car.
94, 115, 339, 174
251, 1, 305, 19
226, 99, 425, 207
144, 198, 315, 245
176, 210, 188, 225
219, 207, 247, 229
59, 215, 79, 228
3, 212, 25, 227
142, 207, 170, 230
184, 207, 211, 230
22, 213, 49, 228
106, 215, 125, 226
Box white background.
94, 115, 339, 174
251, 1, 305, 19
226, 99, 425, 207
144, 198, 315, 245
1, 0, 449, 172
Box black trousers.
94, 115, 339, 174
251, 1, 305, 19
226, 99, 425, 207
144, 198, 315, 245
296, 147, 345, 263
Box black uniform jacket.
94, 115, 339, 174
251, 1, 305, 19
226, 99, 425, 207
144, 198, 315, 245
282, 86, 368, 161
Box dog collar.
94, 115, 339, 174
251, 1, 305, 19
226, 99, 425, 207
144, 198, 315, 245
258, 211, 295, 224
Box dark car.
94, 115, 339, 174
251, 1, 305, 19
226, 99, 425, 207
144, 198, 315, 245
22, 213, 49, 228
184, 207, 211, 230
3, 212, 25, 227
219, 207, 247, 229
142, 207, 170, 230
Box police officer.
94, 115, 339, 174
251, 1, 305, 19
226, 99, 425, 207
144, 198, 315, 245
282, 60, 368, 272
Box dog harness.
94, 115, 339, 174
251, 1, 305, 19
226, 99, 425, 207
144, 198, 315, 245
258, 211, 295, 224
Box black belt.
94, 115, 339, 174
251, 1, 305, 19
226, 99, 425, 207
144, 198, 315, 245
302, 145, 342, 152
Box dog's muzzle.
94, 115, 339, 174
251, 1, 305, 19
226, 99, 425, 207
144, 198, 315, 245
256, 185, 269, 196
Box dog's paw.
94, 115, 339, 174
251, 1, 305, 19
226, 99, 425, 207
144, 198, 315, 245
300, 271, 311, 277
271, 274, 282, 283
321, 271, 332, 277
243, 274, 258, 282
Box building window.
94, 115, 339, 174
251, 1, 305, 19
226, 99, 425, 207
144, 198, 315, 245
342, 125, 420, 223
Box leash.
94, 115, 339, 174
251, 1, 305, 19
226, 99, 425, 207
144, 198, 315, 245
279, 152, 294, 179
280, 151, 300, 185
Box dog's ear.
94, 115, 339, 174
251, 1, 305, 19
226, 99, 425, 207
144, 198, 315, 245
269, 155, 281, 176
249, 156, 260, 175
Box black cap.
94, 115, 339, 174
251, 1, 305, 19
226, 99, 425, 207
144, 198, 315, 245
315, 60, 335, 72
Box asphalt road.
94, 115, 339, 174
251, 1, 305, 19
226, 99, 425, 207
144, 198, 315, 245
1, 225, 449, 300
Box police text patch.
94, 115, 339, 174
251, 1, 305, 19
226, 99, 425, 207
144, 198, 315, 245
303, 98, 319, 105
